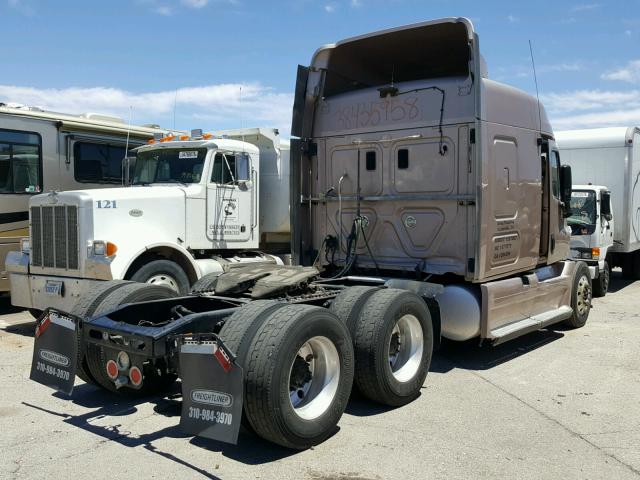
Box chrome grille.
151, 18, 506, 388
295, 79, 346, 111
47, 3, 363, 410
30, 205, 80, 270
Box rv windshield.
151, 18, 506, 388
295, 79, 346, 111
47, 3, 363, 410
132, 148, 206, 185
568, 190, 597, 226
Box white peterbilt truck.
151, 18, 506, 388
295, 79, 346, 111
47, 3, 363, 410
7, 127, 290, 312
29, 18, 592, 451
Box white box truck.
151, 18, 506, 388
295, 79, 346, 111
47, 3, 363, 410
29, 18, 593, 451
6, 127, 290, 313
0, 103, 172, 295
557, 127, 640, 280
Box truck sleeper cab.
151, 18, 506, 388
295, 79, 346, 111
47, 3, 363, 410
29, 18, 592, 451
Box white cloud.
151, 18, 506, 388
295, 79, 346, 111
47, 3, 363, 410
0, 83, 294, 136
7, 0, 35, 15
539, 62, 583, 73
507, 14, 519, 23
324, 3, 336, 13
540, 89, 640, 130
571, 3, 600, 12
155, 5, 173, 15
181, 0, 208, 7
350, 0, 362, 7
551, 108, 640, 130
602, 60, 640, 83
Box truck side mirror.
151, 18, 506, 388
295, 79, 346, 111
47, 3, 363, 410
559, 165, 572, 218
601, 190, 612, 221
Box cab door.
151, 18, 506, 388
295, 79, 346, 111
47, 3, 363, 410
206, 151, 255, 245
546, 148, 569, 263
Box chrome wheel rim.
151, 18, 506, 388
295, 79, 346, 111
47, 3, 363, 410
288, 336, 340, 420
146, 274, 180, 293
388, 314, 424, 383
576, 274, 591, 316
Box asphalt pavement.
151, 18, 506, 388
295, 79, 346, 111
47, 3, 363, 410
1, 272, 639, 480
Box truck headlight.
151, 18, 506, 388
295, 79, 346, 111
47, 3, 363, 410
581, 251, 592, 259
591, 247, 600, 260
20, 238, 30, 254
92, 241, 118, 257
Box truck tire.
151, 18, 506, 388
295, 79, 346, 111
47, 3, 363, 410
69, 280, 133, 385
217, 300, 288, 433
130, 259, 190, 295
329, 286, 380, 336
190, 273, 221, 294
353, 288, 433, 407
28, 309, 43, 320
84, 283, 178, 394
244, 304, 354, 449
592, 261, 610, 297
622, 251, 640, 280
564, 261, 592, 329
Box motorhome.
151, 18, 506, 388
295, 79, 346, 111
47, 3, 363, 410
0, 103, 169, 294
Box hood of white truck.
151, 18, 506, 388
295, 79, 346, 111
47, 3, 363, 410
29, 185, 202, 208
28, 185, 202, 279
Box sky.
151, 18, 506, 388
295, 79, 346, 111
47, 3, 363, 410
1, 0, 639, 136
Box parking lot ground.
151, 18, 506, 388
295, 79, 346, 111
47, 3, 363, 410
1, 272, 639, 480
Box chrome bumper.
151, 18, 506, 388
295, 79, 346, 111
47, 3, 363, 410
6, 251, 106, 311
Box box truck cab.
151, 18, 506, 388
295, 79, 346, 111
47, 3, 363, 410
568, 185, 613, 296
7, 127, 290, 312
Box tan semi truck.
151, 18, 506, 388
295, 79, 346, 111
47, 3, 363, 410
29, 18, 592, 451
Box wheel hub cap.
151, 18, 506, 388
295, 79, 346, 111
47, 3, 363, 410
388, 314, 424, 383
288, 336, 340, 420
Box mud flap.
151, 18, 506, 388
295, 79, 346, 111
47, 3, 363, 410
29, 309, 78, 395
179, 336, 243, 445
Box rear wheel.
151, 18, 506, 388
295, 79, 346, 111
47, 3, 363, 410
84, 283, 178, 394
244, 304, 354, 449
622, 251, 640, 280
69, 280, 133, 385
217, 300, 288, 433
329, 286, 379, 336
564, 261, 592, 328
353, 288, 433, 407
592, 261, 610, 297
28, 309, 43, 320
130, 259, 190, 294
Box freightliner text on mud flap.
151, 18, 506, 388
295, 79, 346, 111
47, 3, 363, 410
178, 335, 244, 445
29, 309, 78, 395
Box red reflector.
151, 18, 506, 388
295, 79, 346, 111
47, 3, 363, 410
106, 360, 119, 380
129, 366, 143, 386
35, 315, 51, 338
214, 346, 233, 373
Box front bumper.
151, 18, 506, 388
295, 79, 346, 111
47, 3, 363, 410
9, 270, 108, 311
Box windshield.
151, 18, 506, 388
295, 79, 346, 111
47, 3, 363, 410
568, 190, 597, 226
132, 148, 206, 185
